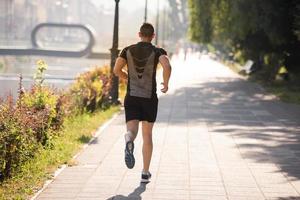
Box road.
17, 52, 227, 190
0, 56, 110, 99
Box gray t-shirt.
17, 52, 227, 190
120, 42, 167, 99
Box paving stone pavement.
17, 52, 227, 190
34, 54, 300, 200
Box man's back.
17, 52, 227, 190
120, 42, 167, 98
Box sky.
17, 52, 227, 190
90, 0, 169, 48
91, 0, 167, 14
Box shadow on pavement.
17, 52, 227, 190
157, 77, 300, 180
106, 183, 147, 200
77, 135, 92, 144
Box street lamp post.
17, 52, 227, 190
144, 0, 148, 22
155, 0, 159, 45
110, 0, 120, 104
162, 6, 167, 48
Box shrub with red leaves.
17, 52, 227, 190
0, 95, 41, 181
0, 64, 113, 181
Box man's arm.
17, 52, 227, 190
113, 57, 128, 79
159, 55, 172, 93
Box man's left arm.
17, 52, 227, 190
159, 55, 172, 93
113, 57, 128, 79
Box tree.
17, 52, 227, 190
294, 3, 300, 41
188, 0, 300, 74
167, 0, 189, 41
188, 0, 213, 43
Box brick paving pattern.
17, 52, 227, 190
34, 54, 300, 200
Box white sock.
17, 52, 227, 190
124, 131, 133, 143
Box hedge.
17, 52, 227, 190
0, 60, 112, 181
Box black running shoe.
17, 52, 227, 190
125, 141, 135, 169
141, 171, 152, 183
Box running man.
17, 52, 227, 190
113, 23, 172, 183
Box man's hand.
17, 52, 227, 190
161, 82, 168, 93
159, 55, 171, 94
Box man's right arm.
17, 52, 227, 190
113, 57, 128, 79
159, 55, 172, 93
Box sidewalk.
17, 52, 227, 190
34, 54, 300, 200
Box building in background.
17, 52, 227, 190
0, 0, 188, 52
0, 0, 101, 47
0, 1, 14, 43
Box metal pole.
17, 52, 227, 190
155, 0, 159, 45
144, 0, 148, 22
110, 0, 120, 104
4, 1, 8, 44
162, 6, 166, 48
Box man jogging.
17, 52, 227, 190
113, 23, 172, 183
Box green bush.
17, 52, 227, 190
21, 85, 61, 145
0, 60, 65, 181
69, 66, 111, 113
20, 60, 65, 145
0, 61, 114, 182
0, 95, 41, 181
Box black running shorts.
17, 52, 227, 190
124, 95, 158, 123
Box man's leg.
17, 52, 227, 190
125, 120, 139, 141
124, 120, 139, 169
141, 121, 154, 173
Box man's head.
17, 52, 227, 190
139, 23, 155, 42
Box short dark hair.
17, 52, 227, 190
140, 23, 154, 37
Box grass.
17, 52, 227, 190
224, 60, 300, 105
0, 106, 120, 200
0, 62, 3, 72
224, 60, 243, 75
248, 70, 300, 105
259, 81, 300, 104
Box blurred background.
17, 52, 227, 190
3, 0, 298, 101
0, 0, 189, 98
0, 0, 188, 51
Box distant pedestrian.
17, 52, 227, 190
114, 23, 172, 183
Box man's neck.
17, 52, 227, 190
140, 38, 152, 43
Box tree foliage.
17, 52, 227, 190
188, 0, 300, 74
167, 0, 189, 41
295, 3, 300, 40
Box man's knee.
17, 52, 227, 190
127, 120, 139, 135
127, 129, 138, 136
